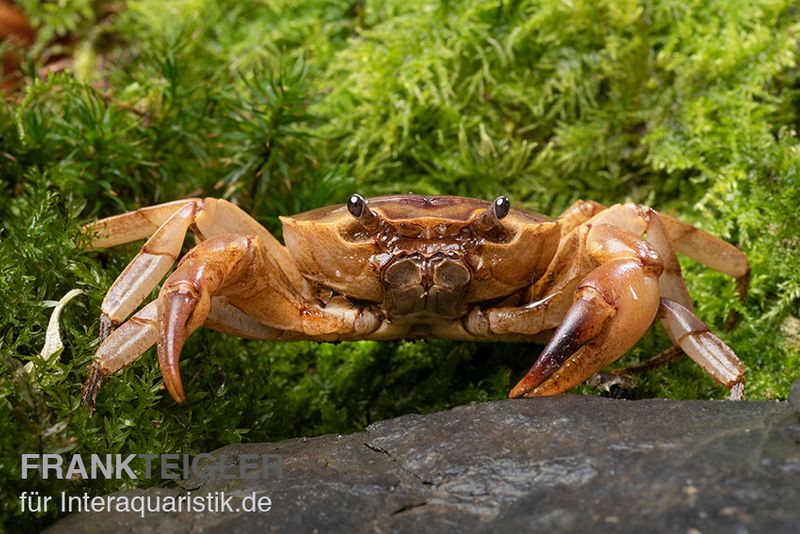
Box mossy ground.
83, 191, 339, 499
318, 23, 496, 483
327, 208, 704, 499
2, 0, 799, 531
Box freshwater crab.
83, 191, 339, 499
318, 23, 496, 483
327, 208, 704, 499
80, 194, 749, 407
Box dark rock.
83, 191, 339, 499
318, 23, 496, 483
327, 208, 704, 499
790, 378, 800, 413
48, 397, 800, 533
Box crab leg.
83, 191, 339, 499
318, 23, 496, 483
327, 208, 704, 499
659, 213, 750, 300
658, 298, 745, 399
96, 202, 198, 340
85, 198, 307, 341
81, 296, 286, 408
82, 300, 160, 407
85, 233, 380, 404
83, 199, 199, 250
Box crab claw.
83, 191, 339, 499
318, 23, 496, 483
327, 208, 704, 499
509, 287, 614, 398
157, 282, 206, 403
510, 257, 662, 398
155, 235, 252, 403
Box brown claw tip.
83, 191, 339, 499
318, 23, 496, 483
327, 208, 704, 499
99, 315, 114, 345
81, 362, 103, 413
509, 374, 539, 399
508, 385, 527, 399
157, 285, 199, 404
171, 387, 187, 404
160, 363, 187, 403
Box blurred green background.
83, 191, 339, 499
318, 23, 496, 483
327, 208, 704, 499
1, 0, 799, 530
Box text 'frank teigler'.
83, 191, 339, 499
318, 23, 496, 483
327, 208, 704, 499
21, 453, 284, 480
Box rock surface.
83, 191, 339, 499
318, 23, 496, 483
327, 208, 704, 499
49, 395, 800, 533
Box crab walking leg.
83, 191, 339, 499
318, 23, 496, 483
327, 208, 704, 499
82, 300, 159, 408
156, 233, 379, 403
510, 224, 663, 398
658, 212, 750, 300
81, 296, 290, 408
85, 198, 303, 277
98, 202, 199, 340
84, 301, 291, 409
83, 199, 199, 250
658, 298, 746, 400
91, 198, 307, 341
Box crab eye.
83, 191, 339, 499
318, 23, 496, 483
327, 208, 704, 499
493, 196, 510, 219
347, 194, 366, 218
472, 195, 513, 237
346, 193, 380, 231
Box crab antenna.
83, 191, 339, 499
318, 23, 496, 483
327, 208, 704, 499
474, 196, 511, 231
346, 193, 380, 229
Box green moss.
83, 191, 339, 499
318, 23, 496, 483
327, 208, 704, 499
2, 0, 799, 530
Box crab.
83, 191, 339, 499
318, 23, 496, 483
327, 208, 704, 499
80, 194, 749, 407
